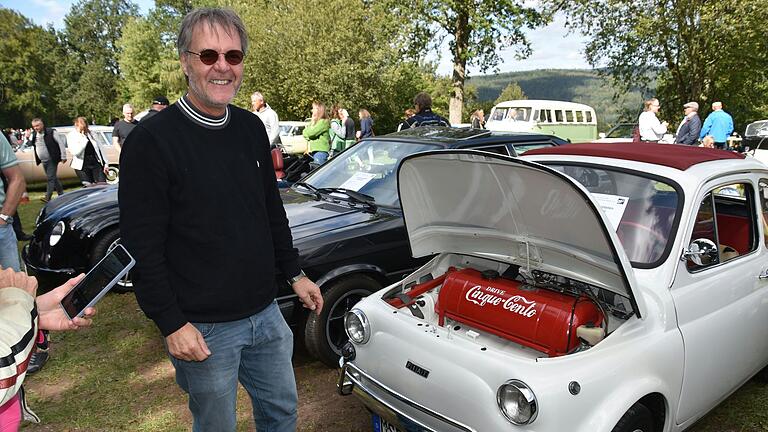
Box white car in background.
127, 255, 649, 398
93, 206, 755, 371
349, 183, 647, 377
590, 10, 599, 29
278, 121, 308, 154
16, 125, 120, 184
339, 143, 768, 432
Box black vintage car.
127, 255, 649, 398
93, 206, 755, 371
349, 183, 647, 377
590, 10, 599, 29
22, 127, 565, 367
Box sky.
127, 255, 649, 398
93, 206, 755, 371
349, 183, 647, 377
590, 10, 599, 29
4, 0, 592, 76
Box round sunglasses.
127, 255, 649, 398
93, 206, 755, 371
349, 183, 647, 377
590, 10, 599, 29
186, 49, 244, 66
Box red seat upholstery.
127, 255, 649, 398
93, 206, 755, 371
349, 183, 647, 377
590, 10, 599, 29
271, 148, 286, 180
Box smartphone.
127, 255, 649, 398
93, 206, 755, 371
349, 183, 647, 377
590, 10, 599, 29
60, 244, 136, 320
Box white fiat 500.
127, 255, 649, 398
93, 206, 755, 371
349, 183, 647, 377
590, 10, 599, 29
338, 143, 768, 432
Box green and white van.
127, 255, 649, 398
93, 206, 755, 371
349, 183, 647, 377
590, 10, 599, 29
486, 100, 598, 142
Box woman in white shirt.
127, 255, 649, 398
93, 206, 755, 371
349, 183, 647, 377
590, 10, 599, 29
638, 98, 669, 142
67, 117, 108, 186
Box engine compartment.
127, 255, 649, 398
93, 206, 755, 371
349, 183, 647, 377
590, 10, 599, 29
383, 254, 635, 357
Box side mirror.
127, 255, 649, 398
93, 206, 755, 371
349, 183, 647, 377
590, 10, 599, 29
598, 132, 607, 139
682, 238, 718, 266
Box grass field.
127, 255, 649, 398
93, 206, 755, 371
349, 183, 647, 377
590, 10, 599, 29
13, 187, 768, 431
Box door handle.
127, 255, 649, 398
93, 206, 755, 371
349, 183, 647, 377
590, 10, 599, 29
759, 269, 768, 279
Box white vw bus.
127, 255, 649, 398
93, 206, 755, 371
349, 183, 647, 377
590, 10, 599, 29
486, 100, 598, 142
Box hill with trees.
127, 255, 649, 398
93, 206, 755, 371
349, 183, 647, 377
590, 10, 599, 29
467, 69, 649, 131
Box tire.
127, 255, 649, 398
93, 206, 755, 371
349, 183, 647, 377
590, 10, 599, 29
106, 165, 119, 184
304, 274, 380, 368
612, 403, 654, 432
89, 228, 133, 293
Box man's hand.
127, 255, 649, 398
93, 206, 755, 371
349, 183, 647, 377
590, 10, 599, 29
166, 323, 211, 362
292, 277, 323, 315
37, 274, 96, 331
0, 266, 37, 297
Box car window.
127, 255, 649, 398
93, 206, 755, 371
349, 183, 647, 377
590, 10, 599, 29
586, 111, 593, 123
555, 110, 564, 123
759, 179, 768, 247
565, 110, 574, 122
687, 182, 757, 271
548, 164, 680, 266
513, 143, 554, 155
606, 124, 635, 139
299, 140, 440, 207
470, 145, 509, 156
576, 111, 584, 123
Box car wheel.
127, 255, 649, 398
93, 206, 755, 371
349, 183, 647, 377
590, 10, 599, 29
304, 274, 380, 368
106, 165, 119, 184
89, 228, 133, 293
611, 402, 654, 432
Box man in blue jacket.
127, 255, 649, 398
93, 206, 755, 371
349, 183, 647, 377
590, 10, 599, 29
699, 101, 734, 149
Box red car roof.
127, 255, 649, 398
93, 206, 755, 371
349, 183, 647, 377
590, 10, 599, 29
524, 142, 745, 171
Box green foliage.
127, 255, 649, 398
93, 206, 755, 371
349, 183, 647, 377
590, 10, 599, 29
0, 9, 64, 126
230, 0, 436, 132
559, 0, 768, 130
56, 0, 140, 123
494, 82, 526, 104
393, 0, 548, 122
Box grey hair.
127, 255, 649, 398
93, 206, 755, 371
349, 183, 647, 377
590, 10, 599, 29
177, 8, 249, 58
122, 103, 134, 112
251, 91, 264, 102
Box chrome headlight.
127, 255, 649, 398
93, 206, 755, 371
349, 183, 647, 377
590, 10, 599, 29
497, 380, 538, 425
344, 309, 370, 344
49, 221, 66, 246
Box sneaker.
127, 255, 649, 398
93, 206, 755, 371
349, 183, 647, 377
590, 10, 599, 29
26, 350, 49, 374
39, 197, 49, 203
18, 386, 40, 423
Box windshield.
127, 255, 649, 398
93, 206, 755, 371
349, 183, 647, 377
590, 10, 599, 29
548, 164, 680, 266
298, 139, 440, 207
490, 107, 530, 122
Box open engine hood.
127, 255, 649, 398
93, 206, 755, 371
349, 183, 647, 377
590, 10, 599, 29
397, 150, 640, 308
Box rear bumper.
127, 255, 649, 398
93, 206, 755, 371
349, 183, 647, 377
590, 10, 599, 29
338, 361, 476, 432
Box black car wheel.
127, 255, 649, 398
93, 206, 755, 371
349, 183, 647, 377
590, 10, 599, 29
611, 403, 654, 432
304, 274, 380, 368
89, 228, 132, 293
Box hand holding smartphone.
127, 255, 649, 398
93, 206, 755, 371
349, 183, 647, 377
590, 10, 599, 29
60, 244, 135, 320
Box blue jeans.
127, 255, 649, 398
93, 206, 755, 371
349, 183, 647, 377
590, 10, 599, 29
0, 223, 20, 271
311, 151, 328, 165
168, 301, 297, 432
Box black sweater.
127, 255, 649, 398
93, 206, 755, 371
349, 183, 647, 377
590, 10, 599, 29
118, 101, 300, 336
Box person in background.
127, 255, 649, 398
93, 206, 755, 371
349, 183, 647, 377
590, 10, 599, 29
328, 105, 345, 158
111, 104, 138, 150
302, 101, 330, 164
701, 135, 715, 148
699, 101, 734, 150
29, 118, 66, 203
356, 109, 374, 140
251, 92, 280, 147
397, 108, 416, 131
340, 109, 356, 150
67, 117, 108, 186
0, 269, 95, 432
638, 98, 668, 142
400, 92, 450, 129
675, 101, 702, 145
470, 109, 485, 129
119, 8, 323, 431
140, 96, 170, 123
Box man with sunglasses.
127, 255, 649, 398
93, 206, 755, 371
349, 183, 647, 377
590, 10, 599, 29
118, 8, 323, 432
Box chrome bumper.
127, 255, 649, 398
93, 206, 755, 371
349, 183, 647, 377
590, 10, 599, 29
337, 361, 476, 432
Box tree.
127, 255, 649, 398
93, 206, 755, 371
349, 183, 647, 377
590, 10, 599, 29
560, 0, 768, 127
57, 0, 140, 123
397, 0, 547, 124
0, 9, 65, 126
494, 82, 526, 104
232, 0, 438, 132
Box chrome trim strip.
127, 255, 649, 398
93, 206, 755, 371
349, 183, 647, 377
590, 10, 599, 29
340, 362, 476, 432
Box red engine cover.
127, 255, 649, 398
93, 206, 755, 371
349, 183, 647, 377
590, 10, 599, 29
435, 268, 603, 357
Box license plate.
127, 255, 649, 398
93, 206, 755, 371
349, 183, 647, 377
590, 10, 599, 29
372, 413, 403, 432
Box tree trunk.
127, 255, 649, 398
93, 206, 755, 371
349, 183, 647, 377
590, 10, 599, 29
450, 10, 470, 125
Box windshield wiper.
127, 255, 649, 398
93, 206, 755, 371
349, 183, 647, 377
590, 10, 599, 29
293, 181, 321, 199
317, 187, 377, 209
